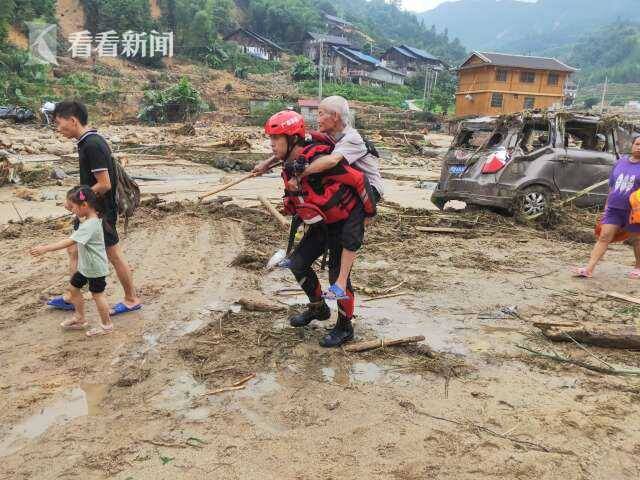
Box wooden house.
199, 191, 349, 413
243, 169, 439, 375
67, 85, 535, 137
324, 14, 354, 37
304, 32, 352, 63
328, 46, 405, 86
455, 51, 577, 117
380, 45, 445, 76
224, 28, 283, 61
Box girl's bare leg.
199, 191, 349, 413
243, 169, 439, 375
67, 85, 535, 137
68, 286, 85, 323
91, 292, 113, 329
585, 224, 620, 274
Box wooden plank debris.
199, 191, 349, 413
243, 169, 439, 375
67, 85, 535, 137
533, 321, 640, 350
345, 335, 426, 353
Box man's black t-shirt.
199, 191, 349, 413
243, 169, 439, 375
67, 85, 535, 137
77, 130, 118, 221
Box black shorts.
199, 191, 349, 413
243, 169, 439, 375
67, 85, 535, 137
341, 187, 381, 252
70, 271, 106, 293
73, 215, 119, 248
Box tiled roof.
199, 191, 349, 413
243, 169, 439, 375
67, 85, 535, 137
306, 32, 352, 47
463, 51, 577, 72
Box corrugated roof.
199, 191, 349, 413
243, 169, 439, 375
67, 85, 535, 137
324, 14, 352, 26
306, 32, 352, 47
393, 46, 417, 59
340, 47, 379, 66
224, 28, 283, 51
463, 51, 577, 72
330, 46, 363, 65
399, 44, 440, 62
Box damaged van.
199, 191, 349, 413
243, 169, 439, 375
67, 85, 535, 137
431, 112, 639, 216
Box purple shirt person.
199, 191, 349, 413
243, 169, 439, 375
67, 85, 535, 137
573, 136, 640, 278
602, 155, 640, 233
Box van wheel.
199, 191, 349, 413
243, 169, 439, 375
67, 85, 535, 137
517, 186, 551, 217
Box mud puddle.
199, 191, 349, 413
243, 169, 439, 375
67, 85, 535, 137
0, 383, 108, 458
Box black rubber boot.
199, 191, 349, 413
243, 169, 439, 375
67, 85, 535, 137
319, 316, 354, 348
289, 300, 331, 327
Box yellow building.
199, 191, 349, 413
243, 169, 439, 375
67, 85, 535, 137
455, 52, 577, 117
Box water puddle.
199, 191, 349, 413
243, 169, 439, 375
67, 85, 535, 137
154, 371, 206, 412
360, 298, 468, 355
0, 383, 107, 458
237, 373, 281, 400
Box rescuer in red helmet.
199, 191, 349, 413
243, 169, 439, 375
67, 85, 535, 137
253, 110, 375, 347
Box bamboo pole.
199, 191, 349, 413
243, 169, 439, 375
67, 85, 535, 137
345, 335, 425, 353
198, 160, 282, 200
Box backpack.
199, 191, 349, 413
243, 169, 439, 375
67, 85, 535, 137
113, 157, 140, 234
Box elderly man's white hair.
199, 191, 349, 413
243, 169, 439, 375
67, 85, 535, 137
320, 95, 351, 127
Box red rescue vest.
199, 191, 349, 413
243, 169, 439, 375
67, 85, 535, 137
281, 135, 376, 225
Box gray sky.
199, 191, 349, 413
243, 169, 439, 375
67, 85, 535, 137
403, 0, 537, 13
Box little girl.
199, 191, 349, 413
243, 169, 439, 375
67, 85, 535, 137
31, 186, 113, 336
573, 135, 640, 278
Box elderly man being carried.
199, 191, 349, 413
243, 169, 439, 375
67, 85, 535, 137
296, 96, 384, 301
253, 110, 376, 347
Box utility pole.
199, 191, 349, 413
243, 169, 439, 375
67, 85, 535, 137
600, 75, 608, 114
428, 70, 439, 111
422, 68, 429, 111
318, 40, 324, 101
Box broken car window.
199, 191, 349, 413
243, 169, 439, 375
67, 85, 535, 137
519, 119, 551, 153
564, 120, 613, 153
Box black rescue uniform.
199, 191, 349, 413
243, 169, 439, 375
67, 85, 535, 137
76, 130, 119, 247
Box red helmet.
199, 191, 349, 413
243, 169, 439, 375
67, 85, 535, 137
265, 110, 305, 138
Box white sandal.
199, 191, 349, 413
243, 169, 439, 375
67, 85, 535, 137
86, 324, 114, 337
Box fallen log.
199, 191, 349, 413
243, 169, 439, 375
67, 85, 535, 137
533, 321, 640, 350
258, 195, 289, 229
345, 335, 426, 353
607, 291, 640, 306
237, 297, 287, 312
517, 344, 640, 376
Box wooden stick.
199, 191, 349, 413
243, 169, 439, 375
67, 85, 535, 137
607, 291, 640, 305
345, 335, 425, 353
528, 179, 608, 220
198, 171, 257, 200
198, 160, 282, 200
415, 226, 469, 234
204, 385, 247, 396
362, 292, 409, 302
11, 202, 24, 224
258, 195, 289, 229
232, 373, 256, 387
516, 344, 640, 375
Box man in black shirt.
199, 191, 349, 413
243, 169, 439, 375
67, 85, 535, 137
47, 101, 141, 316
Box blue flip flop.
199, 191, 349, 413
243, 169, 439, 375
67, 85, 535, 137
110, 302, 143, 316
322, 284, 349, 301
47, 296, 75, 311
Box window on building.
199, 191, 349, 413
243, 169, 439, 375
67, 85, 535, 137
495, 69, 508, 82
524, 97, 535, 109
491, 93, 503, 108
520, 71, 535, 83
548, 73, 559, 86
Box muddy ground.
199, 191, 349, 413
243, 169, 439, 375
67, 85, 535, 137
1, 127, 640, 479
